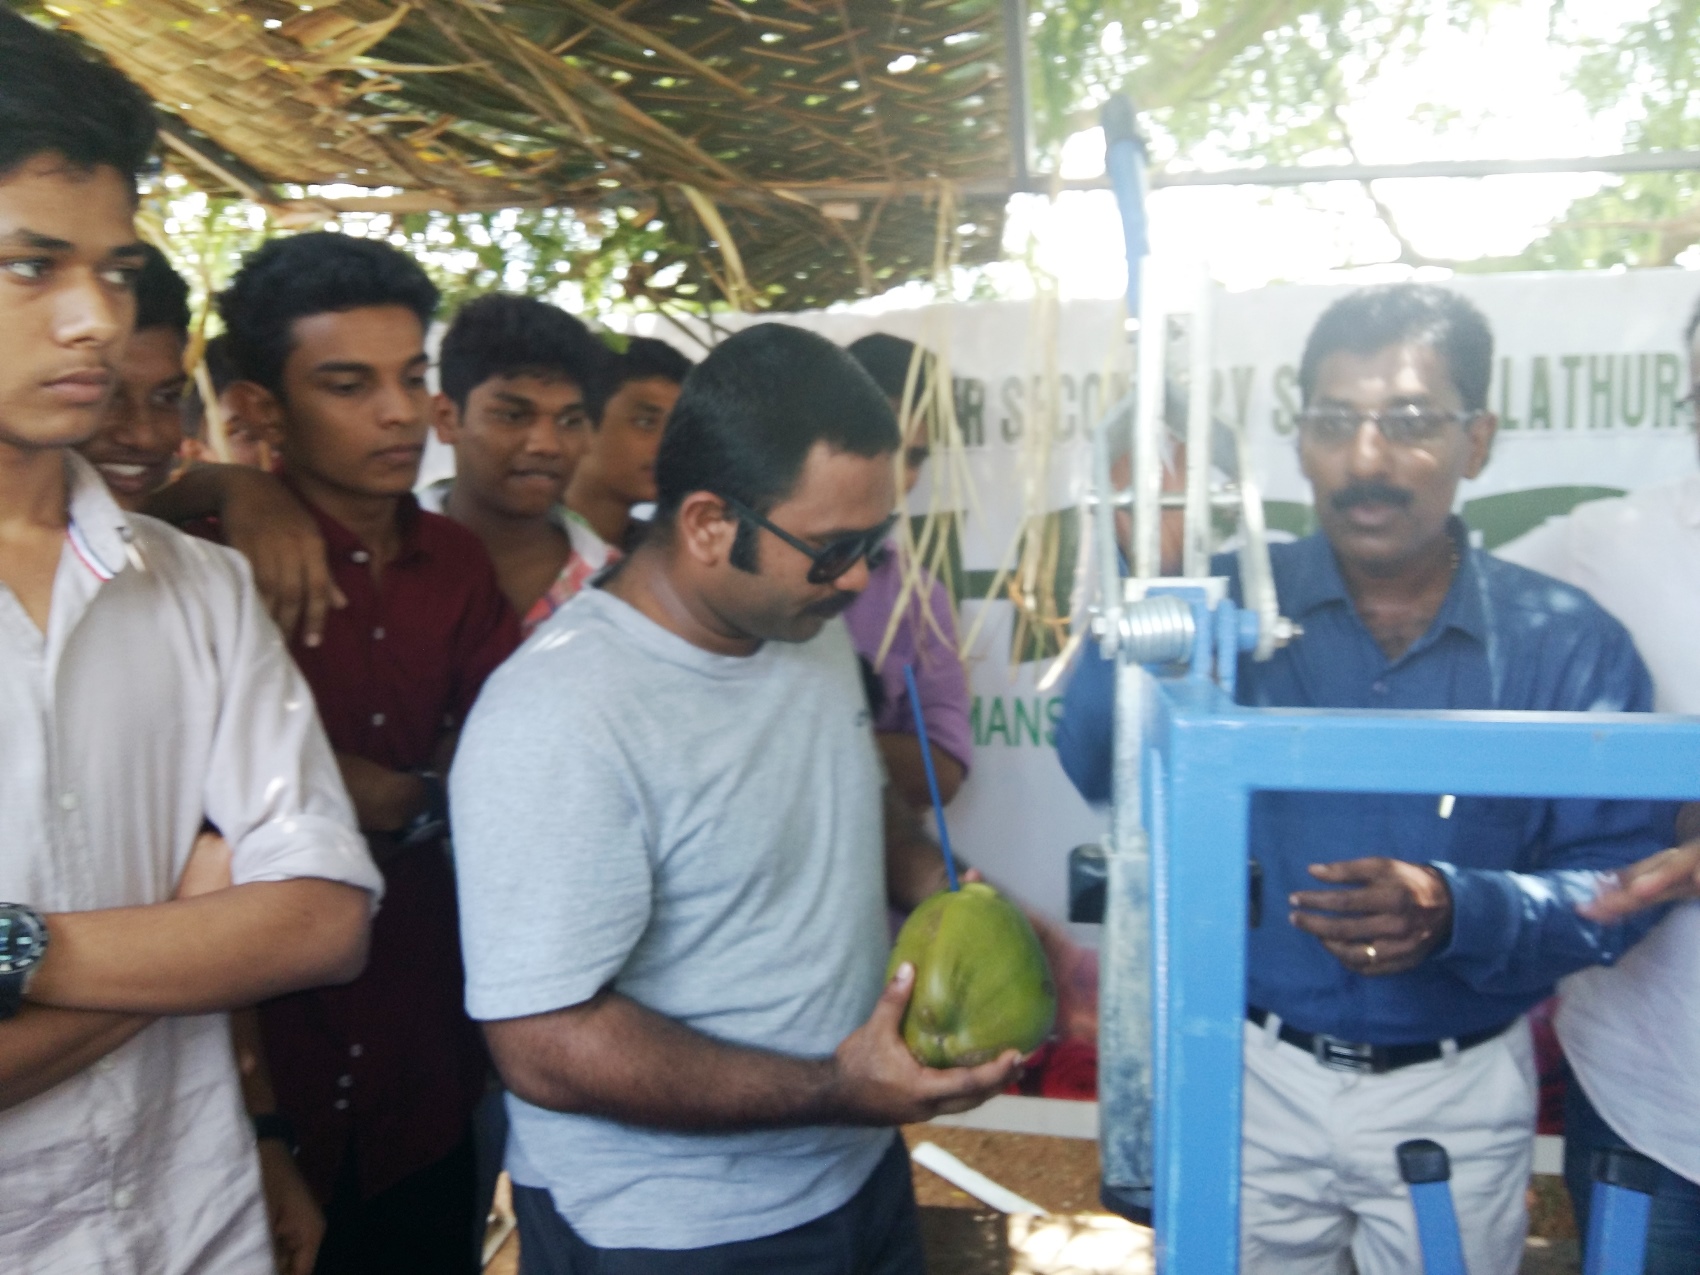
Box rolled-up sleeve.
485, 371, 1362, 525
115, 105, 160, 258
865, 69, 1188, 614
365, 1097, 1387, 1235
199, 546, 383, 903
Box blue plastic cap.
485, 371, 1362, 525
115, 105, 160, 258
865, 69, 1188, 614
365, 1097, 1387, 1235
1397, 1139, 1452, 1184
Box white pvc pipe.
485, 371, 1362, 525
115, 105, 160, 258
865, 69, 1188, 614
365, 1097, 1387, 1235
910, 1142, 1050, 1216
1183, 271, 1214, 578
1132, 287, 1165, 582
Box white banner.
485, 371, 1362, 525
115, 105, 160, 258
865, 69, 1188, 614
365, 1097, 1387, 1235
631, 268, 1700, 927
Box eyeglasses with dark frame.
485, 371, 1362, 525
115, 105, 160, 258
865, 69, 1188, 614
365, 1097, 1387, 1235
1295, 404, 1478, 448
717, 493, 898, 584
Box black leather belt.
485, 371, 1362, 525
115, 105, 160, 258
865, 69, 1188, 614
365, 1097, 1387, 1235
1247, 1007, 1515, 1074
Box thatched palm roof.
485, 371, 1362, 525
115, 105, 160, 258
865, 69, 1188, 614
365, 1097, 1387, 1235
26, 0, 1018, 308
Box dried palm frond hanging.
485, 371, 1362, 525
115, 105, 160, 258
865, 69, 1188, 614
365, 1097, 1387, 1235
16, 0, 1018, 311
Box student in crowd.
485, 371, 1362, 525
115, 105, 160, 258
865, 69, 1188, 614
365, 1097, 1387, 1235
72, 242, 190, 508
452, 324, 1018, 1273
213, 231, 521, 1275
72, 227, 348, 1275
0, 14, 380, 1271
1057, 283, 1668, 1274
1495, 295, 1700, 1272
843, 333, 973, 809
420, 293, 609, 632
564, 333, 692, 564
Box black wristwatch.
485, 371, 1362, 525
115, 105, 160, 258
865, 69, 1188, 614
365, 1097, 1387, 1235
399, 771, 450, 848
0, 904, 49, 1022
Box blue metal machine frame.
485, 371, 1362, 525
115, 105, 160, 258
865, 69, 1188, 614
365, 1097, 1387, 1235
1102, 595, 1700, 1274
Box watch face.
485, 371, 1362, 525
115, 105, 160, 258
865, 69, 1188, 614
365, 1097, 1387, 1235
0, 907, 46, 975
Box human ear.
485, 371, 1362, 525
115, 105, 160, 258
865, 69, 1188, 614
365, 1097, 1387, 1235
431, 393, 461, 446
1462, 411, 1497, 481
674, 490, 739, 569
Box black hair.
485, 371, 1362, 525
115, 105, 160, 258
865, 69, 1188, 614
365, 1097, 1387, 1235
439, 293, 608, 411
218, 232, 439, 394
847, 332, 932, 404
591, 335, 693, 421
134, 243, 190, 336
653, 323, 900, 571
202, 333, 237, 395
1298, 283, 1494, 413
0, 10, 157, 189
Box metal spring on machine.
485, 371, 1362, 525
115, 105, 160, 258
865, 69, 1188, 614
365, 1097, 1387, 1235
1117, 593, 1196, 666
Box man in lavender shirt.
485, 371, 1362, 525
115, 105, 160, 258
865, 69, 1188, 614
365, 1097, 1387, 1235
844, 335, 974, 808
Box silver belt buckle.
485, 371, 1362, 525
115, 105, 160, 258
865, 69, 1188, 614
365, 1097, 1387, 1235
1312, 1034, 1377, 1072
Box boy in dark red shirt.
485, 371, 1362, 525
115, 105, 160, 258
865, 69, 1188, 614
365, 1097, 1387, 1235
214, 233, 519, 1275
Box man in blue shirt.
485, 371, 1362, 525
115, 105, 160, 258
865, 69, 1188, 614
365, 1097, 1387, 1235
1057, 284, 1667, 1275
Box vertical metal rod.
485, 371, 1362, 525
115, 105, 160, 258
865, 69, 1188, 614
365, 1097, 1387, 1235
1000, 0, 1032, 191
1090, 394, 1134, 657
1406, 1182, 1470, 1275
1182, 270, 1213, 578
1132, 286, 1165, 581
1398, 1140, 1469, 1275
1101, 661, 1153, 1219
1585, 1151, 1660, 1275
1152, 698, 1250, 1275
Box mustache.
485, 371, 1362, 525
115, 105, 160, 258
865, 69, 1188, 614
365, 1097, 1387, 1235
803, 592, 858, 619
1331, 482, 1413, 512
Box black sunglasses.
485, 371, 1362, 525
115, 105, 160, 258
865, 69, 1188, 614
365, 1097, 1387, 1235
718, 493, 897, 584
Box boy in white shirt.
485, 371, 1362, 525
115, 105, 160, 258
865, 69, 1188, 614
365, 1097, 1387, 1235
0, 14, 381, 1271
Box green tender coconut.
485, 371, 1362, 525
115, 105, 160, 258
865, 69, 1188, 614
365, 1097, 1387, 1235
886, 882, 1058, 1068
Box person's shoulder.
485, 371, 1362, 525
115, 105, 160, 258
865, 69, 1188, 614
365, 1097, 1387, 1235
1475, 551, 1639, 653
414, 505, 488, 559
127, 513, 255, 593
491, 590, 623, 681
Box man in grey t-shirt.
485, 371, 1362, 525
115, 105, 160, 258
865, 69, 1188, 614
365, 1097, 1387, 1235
452, 324, 1017, 1272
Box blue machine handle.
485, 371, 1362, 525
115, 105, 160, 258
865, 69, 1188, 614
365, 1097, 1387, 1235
1397, 1140, 1470, 1275
1585, 1147, 1659, 1275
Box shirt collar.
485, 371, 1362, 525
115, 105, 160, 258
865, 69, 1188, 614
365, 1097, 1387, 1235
281, 471, 427, 568
1283, 515, 1487, 646
63, 451, 138, 582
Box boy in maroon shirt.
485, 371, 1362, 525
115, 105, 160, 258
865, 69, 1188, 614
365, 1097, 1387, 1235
213, 233, 519, 1274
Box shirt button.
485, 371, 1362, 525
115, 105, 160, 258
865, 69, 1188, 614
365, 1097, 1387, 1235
373, 627, 385, 640
337, 1074, 354, 1089
1371, 680, 1389, 694
371, 713, 385, 727
350, 1044, 364, 1058
351, 550, 371, 565
59, 791, 77, 811
112, 1186, 134, 1209
95, 1056, 116, 1073
334, 1098, 350, 1111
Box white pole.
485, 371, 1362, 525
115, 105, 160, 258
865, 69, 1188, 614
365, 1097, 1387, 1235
1132, 286, 1165, 580
1183, 269, 1214, 578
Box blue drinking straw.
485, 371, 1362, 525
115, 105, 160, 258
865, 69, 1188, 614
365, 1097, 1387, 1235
904, 663, 960, 891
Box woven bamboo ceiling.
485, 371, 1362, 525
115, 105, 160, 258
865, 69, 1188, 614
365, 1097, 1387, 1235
24, 0, 1020, 309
